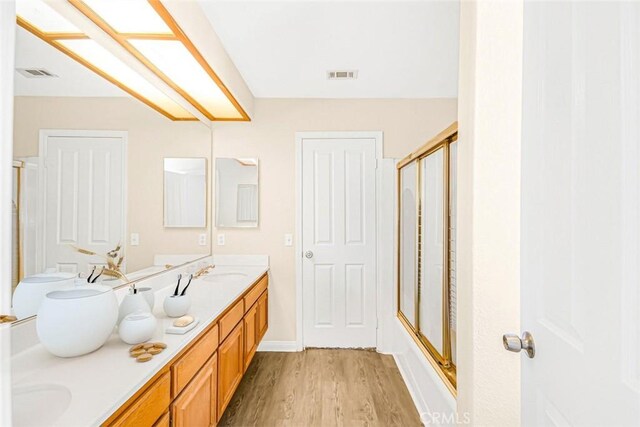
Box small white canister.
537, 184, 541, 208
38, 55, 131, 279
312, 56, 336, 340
163, 294, 191, 318
119, 311, 157, 345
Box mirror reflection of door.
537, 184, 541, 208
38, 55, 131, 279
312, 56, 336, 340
215, 158, 259, 228
42, 131, 126, 276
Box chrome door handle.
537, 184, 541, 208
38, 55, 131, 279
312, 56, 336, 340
503, 331, 536, 358
304, 250, 314, 259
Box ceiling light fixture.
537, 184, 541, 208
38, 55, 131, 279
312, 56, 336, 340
16, 0, 195, 121
68, 0, 250, 121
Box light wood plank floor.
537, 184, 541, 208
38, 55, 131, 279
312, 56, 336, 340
218, 349, 422, 427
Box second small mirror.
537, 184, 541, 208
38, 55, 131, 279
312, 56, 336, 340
215, 158, 259, 228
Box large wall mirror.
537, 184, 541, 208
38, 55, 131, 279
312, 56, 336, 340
9, 25, 212, 320
215, 158, 259, 228
397, 124, 458, 393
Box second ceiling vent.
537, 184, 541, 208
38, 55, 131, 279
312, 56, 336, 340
327, 70, 358, 80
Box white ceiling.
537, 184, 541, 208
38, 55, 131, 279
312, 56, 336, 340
14, 26, 128, 97
200, 0, 460, 99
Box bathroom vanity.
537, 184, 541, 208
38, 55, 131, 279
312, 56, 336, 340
105, 272, 268, 427
9, 261, 269, 427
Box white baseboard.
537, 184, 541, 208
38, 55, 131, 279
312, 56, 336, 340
257, 340, 299, 352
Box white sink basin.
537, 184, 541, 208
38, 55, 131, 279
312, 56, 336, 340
13, 383, 71, 427
203, 272, 248, 283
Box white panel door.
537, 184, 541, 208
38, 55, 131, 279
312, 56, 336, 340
302, 137, 377, 348
42, 132, 125, 275
521, 2, 640, 426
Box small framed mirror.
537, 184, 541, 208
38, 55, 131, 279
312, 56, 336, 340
164, 158, 207, 228
215, 158, 259, 228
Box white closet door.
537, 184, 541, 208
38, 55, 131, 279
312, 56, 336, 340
302, 136, 378, 348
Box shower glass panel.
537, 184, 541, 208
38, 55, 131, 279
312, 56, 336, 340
399, 161, 418, 327
419, 148, 444, 355
449, 142, 457, 365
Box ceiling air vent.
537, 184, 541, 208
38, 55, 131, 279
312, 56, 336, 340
16, 68, 58, 78
327, 70, 358, 80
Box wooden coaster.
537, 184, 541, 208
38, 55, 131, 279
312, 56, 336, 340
130, 343, 145, 352
130, 349, 146, 357
130, 342, 166, 362
136, 353, 153, 363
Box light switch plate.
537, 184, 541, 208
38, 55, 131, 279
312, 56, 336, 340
217, 234, 225, 246
284, 233, 293, 246
130, 233, 139, 246
198, 234, 207, 246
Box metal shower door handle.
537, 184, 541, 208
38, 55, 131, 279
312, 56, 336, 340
503, 331, 536, 358
305, 250, 314, 259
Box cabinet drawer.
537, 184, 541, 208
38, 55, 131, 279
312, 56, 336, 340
172, 324, 219, 397
109, 372, 170, 427
243, 274, 268, 313
219, 299, 244, 342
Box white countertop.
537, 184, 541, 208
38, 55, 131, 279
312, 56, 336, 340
10, 264, 269, 427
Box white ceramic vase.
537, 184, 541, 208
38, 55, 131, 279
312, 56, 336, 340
163, 294, 191, 318
13, 272, 76, 319
119, 311, 157, 344
118, 291, 151, 324
36, 285, 118, 358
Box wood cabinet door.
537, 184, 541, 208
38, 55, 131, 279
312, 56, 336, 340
171, 355, 217, 427
217, 322, 244, 419
257, 291, 268, 341
244, 302, 258, 372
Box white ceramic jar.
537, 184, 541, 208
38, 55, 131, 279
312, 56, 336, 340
163, 294, 191, 318
12, 272, 76, 319
118, 291, 151, 324
118, 311, 157, 344
36, 285, 118, 358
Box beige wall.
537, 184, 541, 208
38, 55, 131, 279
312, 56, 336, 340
212, 98, 458, 342
13, 96, 212, 272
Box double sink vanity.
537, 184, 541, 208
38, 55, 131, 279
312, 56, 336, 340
8, 258, 269, 427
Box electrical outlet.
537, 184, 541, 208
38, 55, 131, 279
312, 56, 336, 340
217, 234, 225, 246
198, 233, 207, 246
130, 233, 139, 246
284, 233, 293, 246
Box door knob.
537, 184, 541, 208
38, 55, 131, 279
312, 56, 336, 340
503, 331, 536, 358
304, 251, 314, 259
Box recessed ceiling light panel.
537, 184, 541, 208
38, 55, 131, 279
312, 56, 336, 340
16, 0, 196, 121
69, 0, 250, 121
81, 0, 172, 34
